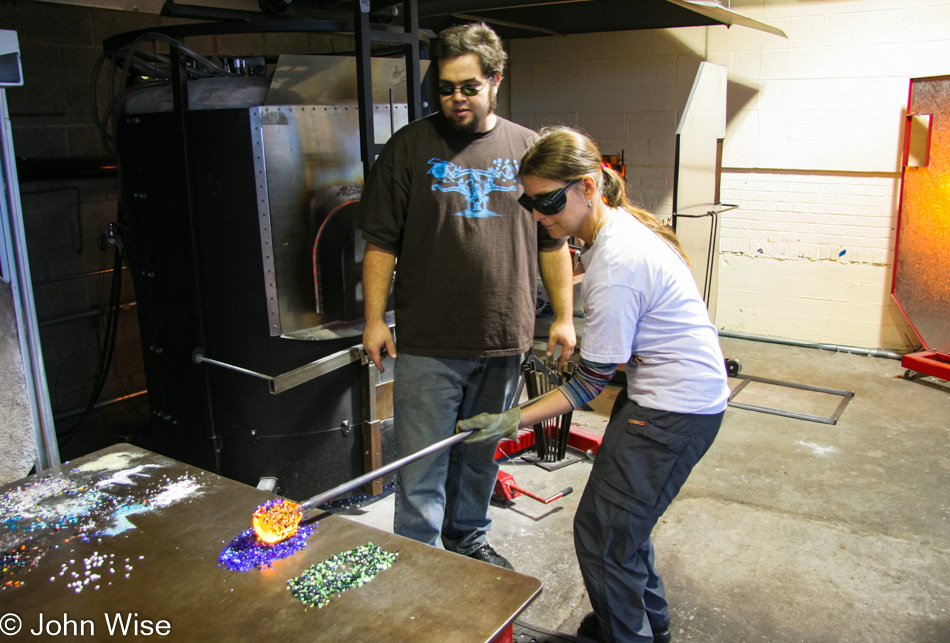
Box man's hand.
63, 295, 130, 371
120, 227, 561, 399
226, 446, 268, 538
362, 243, 397, 372
538, 243, 575, 371
546, 317, 577, 371
363, 319, 396, 372
456, 407, 522, 444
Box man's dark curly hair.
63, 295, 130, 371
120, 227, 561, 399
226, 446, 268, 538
431, 22, 507, 77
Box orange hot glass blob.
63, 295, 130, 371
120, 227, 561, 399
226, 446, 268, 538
252, 499, 303, 544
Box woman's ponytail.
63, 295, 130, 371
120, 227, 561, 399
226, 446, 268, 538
601, 166, 625, 209
521, 126, 691, 265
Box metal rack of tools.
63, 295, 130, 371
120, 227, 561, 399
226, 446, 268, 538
519, 355, 580, 471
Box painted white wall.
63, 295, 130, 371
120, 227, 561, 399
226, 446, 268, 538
507, 0, 950, 351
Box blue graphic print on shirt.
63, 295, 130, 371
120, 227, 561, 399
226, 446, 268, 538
427, 157, 519, 218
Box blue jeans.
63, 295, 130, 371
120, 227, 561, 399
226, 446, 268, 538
392, 353, 522, 554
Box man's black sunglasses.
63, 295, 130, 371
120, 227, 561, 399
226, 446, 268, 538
437, 82, 487, 97
518, 179, 578, 215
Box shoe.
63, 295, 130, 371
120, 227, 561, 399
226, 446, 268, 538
577, 611, 671, 642
577, 611, 598, 639
466, 544, 514, 570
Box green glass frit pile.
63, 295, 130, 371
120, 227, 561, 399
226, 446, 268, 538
287, 542, 398, 608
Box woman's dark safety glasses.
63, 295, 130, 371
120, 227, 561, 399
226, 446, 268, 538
518, 179, 578, 215
437, 82, 487, 97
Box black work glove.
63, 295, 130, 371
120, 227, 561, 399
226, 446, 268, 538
456, 408, 522, 444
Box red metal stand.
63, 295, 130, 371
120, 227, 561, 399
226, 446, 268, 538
493, 426, 603, 461
494, 428, 538, 460
492, 624, 513, 643
901, 350, 950, 380
490, 426, 602, 506
493, 470, 572, 504
562, 425, 604, 457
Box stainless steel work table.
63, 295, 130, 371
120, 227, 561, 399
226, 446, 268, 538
0, 444, 541, 641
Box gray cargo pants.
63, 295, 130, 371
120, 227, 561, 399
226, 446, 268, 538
573, 396, 723, 642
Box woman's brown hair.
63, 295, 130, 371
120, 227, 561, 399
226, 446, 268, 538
520, 126, 690, 264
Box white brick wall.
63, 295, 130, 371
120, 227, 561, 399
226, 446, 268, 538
718, 255, 916, 349
720, 172, 898, 264
506, 0, 950, 351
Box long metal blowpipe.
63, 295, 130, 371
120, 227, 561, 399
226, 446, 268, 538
252, 430, 474, 544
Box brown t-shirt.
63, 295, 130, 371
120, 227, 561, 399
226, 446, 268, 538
356, 113, 560, 358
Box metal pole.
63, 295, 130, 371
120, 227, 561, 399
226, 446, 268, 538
193, 345, 365, 394
53, 389, 147, 422
718, 329, 903, 360
354, 0, 375, 178
300, 430, 472, 512
0, 89, 60, 470
403, 0, 423, 121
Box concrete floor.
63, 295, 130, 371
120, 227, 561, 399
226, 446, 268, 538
343, 336, 950, 642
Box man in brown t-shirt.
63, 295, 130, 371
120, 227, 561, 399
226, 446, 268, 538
356, 23, 575, 569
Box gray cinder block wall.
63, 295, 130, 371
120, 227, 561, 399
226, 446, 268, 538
0, 0, 360, 467
0, 1, 156, 466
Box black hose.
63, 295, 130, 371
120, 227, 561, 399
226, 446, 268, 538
58, 232, 124, 448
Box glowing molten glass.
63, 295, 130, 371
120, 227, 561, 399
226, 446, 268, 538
252, 499, 303, 544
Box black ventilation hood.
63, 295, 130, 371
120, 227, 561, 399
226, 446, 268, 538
412, 0, 786, 39
149, 0, 788, 40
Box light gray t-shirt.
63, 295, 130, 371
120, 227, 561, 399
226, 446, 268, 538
579, 208, 729, 414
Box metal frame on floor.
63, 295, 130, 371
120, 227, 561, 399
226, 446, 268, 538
728, 373, 855, 425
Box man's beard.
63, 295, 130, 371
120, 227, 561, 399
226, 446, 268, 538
448, 114, 480, 134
